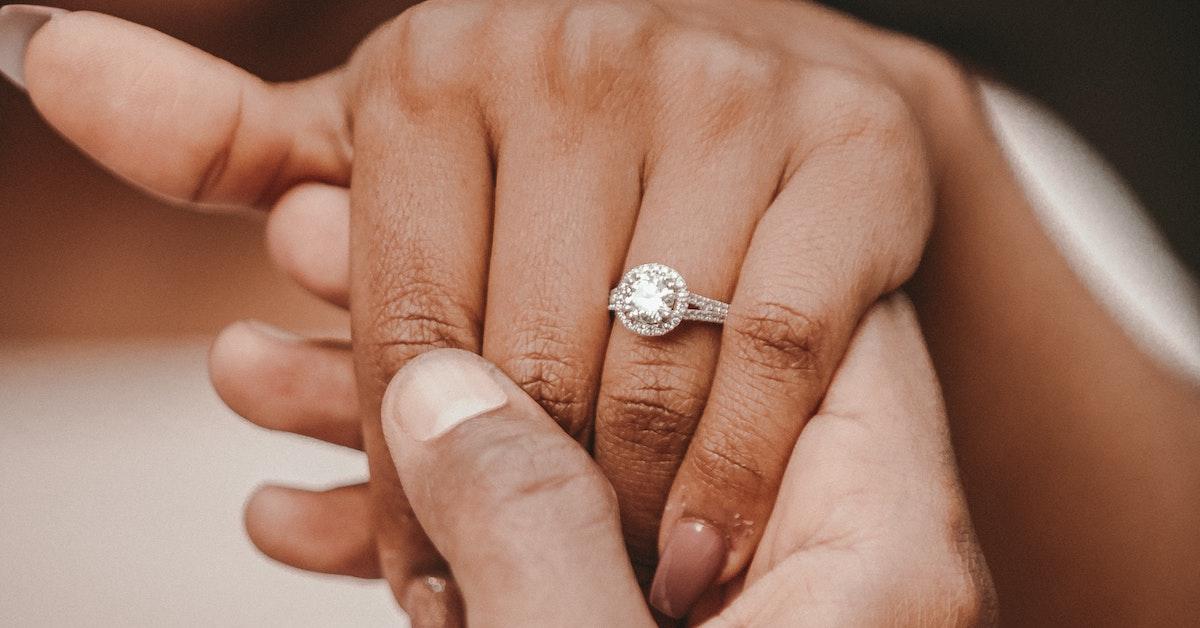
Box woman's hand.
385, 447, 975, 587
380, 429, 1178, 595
8, 1, 979, 619
333, 296, 994, 625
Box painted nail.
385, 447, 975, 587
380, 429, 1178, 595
383, 350, 508, 442
649, 518, 728, 619
401, 574, 464, 628
0, 5, 67, 90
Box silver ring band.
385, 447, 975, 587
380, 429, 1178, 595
608, 263, 729, 337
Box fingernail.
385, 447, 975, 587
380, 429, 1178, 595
401, 574, 464, 628
241, 319, 300, 343
383, 350, 508, 442
649, 518, 727, 619
0, 5, 67, 90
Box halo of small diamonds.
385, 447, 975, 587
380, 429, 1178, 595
609, 263, 689, 336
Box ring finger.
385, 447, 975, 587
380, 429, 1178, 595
593, 80, 792, 579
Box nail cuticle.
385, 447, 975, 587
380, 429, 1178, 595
383, 350, 509, 443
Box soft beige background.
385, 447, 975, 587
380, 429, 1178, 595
0, 342, 399, 627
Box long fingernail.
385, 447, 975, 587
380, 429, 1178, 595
0, 5, 67, 90
649, 519, 727, 619
383, 349, 508, 442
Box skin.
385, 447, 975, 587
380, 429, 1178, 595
13, 0, 1200, 624
368, 298, 992, 626
20, 0, 956, 618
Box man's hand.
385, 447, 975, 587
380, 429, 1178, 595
359, 296, 993, 624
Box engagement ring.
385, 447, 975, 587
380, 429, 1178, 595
608, 263, 728, 337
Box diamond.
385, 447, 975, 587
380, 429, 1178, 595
628, 276, 674, 324
610, 263, 689, 336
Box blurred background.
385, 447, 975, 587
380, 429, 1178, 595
0, 2, 410, 626
1, 1, 1196, 626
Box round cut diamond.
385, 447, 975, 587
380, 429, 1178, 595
611, 263, 689, 336
629, 277, 674, 323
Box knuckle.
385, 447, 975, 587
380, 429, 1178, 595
907, 41, 978, 114
546, 0, 660, 109
597, 353, 709, 463
651, 27, 786, 143
558, 0, 658, 56
363, 266, 480, 386
369, 0, 490, 106
725, 300, 826, 379
656, 28, 779, 89
686, 426, 773, 500
655, 28, 783, 106
499, 317, 594, 439
807, 70, 920, 152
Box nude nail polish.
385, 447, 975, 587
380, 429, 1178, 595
649, 518, 728, 619
0, 5, 67, 90
383, 350, 508, 442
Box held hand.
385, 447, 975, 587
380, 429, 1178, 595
8, 1, 982, 619
364, 297, 994, 625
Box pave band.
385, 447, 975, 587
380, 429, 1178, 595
608, 263, 729, 337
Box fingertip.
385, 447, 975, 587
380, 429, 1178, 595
266, 184, 351, 307
243, 484, 299, 542
244, 484, 380, 579
208, 321, 294, 407
649, 518, 729, 619
243, 485, 312, 570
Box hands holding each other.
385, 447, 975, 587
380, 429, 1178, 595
6, 0, 995, 623
271, 298, 991, 625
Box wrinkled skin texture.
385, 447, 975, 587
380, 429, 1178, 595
367, 298, 994, 626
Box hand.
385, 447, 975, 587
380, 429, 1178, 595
9, 1, 978, 619
349, 296, 994, 624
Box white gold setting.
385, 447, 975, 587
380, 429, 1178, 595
608, 263, 729, 337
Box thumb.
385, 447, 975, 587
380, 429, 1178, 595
1, 5, 350, 207
381, 349, 653, 628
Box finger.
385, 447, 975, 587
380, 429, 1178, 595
381, 349, 652, 626
348, 20, 494, 617
15, 8, 349, 207
593, 62, 791, 578
748, 295, 965, 571
244, 483, 379, 579
209, 321, 360, 450
717, 296, 993, 625
652, 88, 933, 615
266, 183, 351, 308
481, 67, 644, 441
